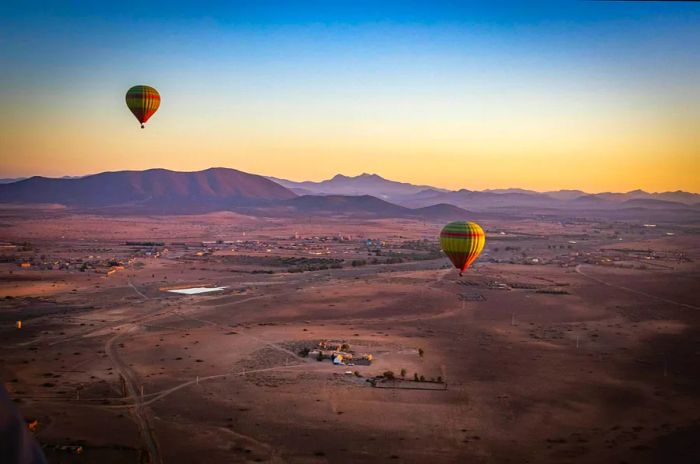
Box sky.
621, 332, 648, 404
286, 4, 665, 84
1, 1, 698, 193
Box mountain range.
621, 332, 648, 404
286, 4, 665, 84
0, 168, 698, 220
269, 173, 700, 208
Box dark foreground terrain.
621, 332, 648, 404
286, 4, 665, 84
1, 209, 699, 463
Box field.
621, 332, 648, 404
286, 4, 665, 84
1, 208, 699, 463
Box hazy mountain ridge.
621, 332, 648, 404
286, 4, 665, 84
268, 173, 700, 208
1, 168, 697, 220
0, 177, 27, 184
0, 176, 81, 184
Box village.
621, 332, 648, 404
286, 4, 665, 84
0, 218, 687, 285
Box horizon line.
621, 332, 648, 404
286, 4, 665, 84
1, 166, 698, 196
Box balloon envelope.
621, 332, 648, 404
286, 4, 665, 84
125, 85, 160, 128
440, 221, 485, 275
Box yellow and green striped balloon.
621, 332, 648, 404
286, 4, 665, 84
439, 221, 486, 276
125, 85, 161, 128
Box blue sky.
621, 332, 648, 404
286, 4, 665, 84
1, 1, 698, 192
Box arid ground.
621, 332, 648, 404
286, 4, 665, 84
1, 208, 699, 463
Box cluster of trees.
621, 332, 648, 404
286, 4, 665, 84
352, 257, 406, 267
287, 262, 343, 273
227, 255, 342, 269
279, 257, 343, 266
382, 370, 443, 383
413, 374, 443, 383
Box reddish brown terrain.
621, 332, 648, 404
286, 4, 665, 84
1, 207, 699, 463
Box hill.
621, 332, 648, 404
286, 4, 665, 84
411, 203, 473, 218
283, 194, 411, 216
0, 168, 296, 211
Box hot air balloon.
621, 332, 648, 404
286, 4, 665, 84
440, 221, 485, 276
125, 85, 160, 128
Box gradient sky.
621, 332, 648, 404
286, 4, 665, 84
1, 1, 698, 192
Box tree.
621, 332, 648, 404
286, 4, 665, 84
400, 368, 407, 378
437, 376, 443, 383
383, 371, 395, 380
316, 351, 323, 362
419, 375, 425, 382
414, 373, 419, 381
418, 348, 424, 358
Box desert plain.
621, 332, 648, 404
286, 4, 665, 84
1, 208, 699, 463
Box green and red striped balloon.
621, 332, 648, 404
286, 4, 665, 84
125, 85, 160, 128
439, 221, 486, 276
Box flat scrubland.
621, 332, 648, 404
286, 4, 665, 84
1, 209, 699, 463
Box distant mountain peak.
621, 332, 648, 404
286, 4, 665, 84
269, 172, 447, 200
331, 173, 383, 180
